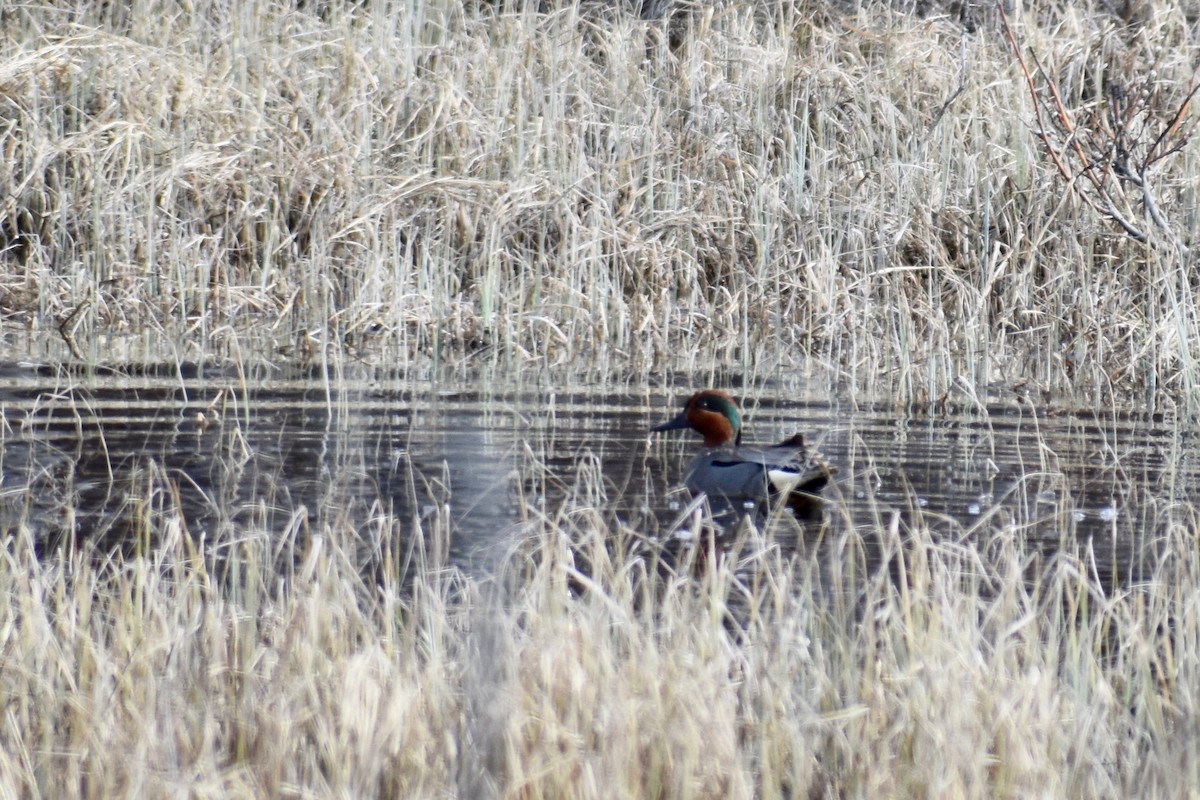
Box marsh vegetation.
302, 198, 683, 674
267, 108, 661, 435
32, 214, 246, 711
2, 0, 1200, 795
4, 441, 1200, 797
3, 0, 1197, 404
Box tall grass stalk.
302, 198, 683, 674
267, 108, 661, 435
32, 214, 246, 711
2, 463, 1200, 797
1, 1, 1197, 406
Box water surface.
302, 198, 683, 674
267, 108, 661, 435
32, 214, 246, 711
1, 363, 1195, 584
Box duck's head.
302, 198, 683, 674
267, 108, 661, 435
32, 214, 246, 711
651, 390, 742, 447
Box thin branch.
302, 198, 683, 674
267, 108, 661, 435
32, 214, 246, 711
929, 23, 969, 132
1146, 81, 1199, 165
59, 297, 90, 361
999, 0, 1152, 243
998, 5, 1073, 183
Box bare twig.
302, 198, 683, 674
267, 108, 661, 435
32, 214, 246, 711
1146, 82, 1199, 165
59, 297, 90, 361
997, 0, 1193, 248
930, 23, 969, 132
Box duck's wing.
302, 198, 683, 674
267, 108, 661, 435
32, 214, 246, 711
773, 432, 806, 450
684, 440, 835, 500
735, 440, 836, 495
683, 455, 771, 500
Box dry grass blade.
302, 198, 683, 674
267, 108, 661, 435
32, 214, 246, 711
0, 0, 1197, 407
0, 454, 1197, 797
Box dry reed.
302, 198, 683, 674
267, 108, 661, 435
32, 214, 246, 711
3, 1, 1200, 796
0, 0, 1196, 407
1, 457, 1199, 797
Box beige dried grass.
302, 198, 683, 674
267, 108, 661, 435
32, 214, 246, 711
0, 1, 1196, 406
0, 455, 1198, 798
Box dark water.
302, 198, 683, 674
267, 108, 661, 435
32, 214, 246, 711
1, 363, 1196, 584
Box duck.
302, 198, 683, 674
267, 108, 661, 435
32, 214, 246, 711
651, 389, 835, 514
